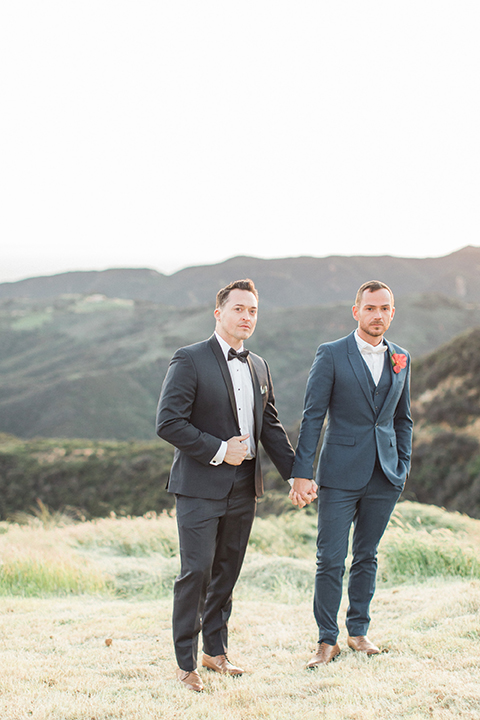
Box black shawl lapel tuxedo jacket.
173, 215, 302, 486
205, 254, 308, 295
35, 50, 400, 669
156, 334, 294, 498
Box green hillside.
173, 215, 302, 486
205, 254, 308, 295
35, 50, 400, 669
407, 327, 480, 517
1, 329, 480, 521
0, 434, 174, 520
1, 292, 479, 440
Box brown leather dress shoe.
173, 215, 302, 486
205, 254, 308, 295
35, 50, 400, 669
306, 642, 341, 668
347, 635, 380, 655
202, 653, 244, 675
176, 668, 204, 692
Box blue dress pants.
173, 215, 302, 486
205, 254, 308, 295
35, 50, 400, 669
315, 463, 402, 645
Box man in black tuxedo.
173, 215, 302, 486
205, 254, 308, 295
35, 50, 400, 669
156, 278, 295, 692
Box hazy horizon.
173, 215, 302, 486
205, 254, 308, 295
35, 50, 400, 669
3, 243, 478, 285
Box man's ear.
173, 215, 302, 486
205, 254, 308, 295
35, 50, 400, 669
352, 305, 359, 321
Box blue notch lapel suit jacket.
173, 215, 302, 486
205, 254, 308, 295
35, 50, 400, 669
292, 331, 413, 490
156, 334, 295, 499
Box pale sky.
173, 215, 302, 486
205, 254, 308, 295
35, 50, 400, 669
1, 1, 479, 283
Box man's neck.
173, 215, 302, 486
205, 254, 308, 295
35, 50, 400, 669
215, 330, 243, 351
215, 330, 243, 350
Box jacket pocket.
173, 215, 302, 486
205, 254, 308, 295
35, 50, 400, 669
326, 434, 355, 446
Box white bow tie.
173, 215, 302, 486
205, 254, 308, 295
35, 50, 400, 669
360, 343, 387, 355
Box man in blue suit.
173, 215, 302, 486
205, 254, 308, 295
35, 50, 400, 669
290, 281, 413, 666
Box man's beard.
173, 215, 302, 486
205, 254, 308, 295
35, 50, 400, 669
364, 323, 385, 337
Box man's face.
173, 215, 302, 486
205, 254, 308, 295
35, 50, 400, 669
352, 288, 395, 344
214, 289, 258, 349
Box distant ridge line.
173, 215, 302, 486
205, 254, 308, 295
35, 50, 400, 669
1, 245, 480, 307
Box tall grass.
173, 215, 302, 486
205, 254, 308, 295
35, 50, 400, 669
0, 552, 110, 595
380, 503, 480, 582
0, 501, 479, 599
71, 511, 179, 557
380, 527, 480, 582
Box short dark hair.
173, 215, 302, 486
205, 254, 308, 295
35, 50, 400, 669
355, 281, 394, 307
216, 279, 258, 309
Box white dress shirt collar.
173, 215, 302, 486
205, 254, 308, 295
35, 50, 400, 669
215, 331, 245, 361
354, 330, 388, 386
354, 330, 388, 354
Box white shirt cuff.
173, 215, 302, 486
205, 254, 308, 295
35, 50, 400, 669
210, 441, 228, 466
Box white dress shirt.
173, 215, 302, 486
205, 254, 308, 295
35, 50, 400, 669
354, 330, 388, 386
210, 332, 256, 466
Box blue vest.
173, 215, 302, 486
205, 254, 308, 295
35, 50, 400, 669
364, 352, 392, 418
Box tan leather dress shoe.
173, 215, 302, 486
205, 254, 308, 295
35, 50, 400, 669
176, 668, 204, 692
347, 635, 380, 655
306, 642, 341, 668
202, 653, 244, 675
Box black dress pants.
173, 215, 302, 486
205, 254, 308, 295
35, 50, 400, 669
173, 460, 256, 671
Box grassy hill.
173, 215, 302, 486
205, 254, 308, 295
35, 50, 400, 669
0, 503, 479, 719
407, 327, 480, 517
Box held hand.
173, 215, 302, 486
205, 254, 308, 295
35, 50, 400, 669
224, 434, 250, 466
289, 478, 318, 509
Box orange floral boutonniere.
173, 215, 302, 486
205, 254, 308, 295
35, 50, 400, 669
390, 353, 407, 374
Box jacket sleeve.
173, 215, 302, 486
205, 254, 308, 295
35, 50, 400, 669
291, 344, 335, 479
393, 355, 413, 475
156, 349, 222, 465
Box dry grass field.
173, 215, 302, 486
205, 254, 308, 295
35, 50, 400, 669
0, 501, 479, 719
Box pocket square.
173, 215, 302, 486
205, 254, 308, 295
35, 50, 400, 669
261, 385, 268, 395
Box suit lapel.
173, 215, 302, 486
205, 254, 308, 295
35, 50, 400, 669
346, 332, 376, 412
208, 335, 239, 425
247, 355, 263, 443
377, 339, 405, 419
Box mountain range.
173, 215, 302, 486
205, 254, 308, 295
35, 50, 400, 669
2, 245, 480, 307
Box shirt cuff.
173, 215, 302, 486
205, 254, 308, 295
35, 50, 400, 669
288, 478, 315, 486
210, 441, 228, 466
